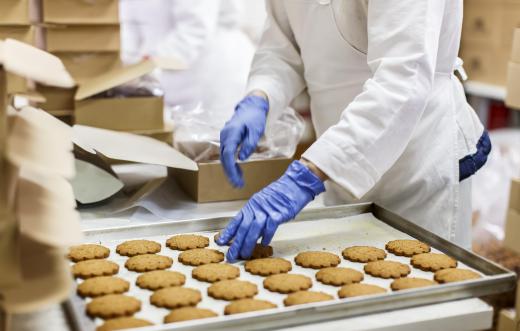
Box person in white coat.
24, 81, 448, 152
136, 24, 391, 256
216, 0, 491, 261
119, 0, 255, 111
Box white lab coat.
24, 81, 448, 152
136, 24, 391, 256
248, 0, 484, 248
120, 0, 255, 111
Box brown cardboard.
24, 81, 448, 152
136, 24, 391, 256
70, 159, 124, 205
42, 0, 119, 25
506, 62, 520, 109
462, 2, 502, 47
510, 178, 520, 212
0, 0, 30, 25
132, 126, 174, 145
461, 44, 511, 85
55, 51, 121, 83
502, 3, 520, 47
0, 25, 35, 44
169, 158, 291, 203
504, 209, 520, 254
35, 83, 75, 111
497, 309, 519, 331
512, 29, 520, 63
43, 24, 120, 52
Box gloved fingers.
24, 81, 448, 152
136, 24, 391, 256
221, 144, 244, 188
226, 204, 254, 262
238, 128, 261, 161
216, 211, 243, 246
240, 206, 267, 259
260, 211, 283, 246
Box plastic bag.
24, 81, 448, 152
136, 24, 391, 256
91, 73, 164, 99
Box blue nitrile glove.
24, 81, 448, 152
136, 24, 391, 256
216, 160, 326, 262
220, 95, 269, 188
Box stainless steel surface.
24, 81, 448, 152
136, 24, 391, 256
68, 203, 516, 331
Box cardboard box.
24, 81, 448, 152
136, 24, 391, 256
43, 24, 120, 52
461, 45, 510, 85
0, 25, 35, 45
506, 62, 520, 109
512, 29, 520, 64
504, 209, 520, 254
502, 3, 520, 47
0, 0, 30, 25
54, 52, 121, 83
132, 126, 174, 145
510, 178, 520, 212
169, 158, 291, 203
35, 84, 75, 111
41, 0, 119, 25
462, 2, 502, 47
498, 309, 519, 331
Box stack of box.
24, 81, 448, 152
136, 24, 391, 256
460, 0, 520, 86
506, 29, 520, 110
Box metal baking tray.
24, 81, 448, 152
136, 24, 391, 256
66, 203, 516, 331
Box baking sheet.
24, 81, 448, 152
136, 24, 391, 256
68, 204, 515, 331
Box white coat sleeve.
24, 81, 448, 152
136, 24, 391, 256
154, 0, 220, 66
302, 0, 446, 199
246, 0, 306, 122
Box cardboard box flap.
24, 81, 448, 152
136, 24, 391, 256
0, 39, 74, 88
71, 159, 124, 205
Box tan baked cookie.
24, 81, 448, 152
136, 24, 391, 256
136, 270, 186, 290
150, 287, 202, 309
284, 291, 334, 306
86, 294, 141, 319
434, 268, 482, 283
125, 254, 173, 272
97, 317, 153, 331
342, 246, 386, 263
164, 307, 218, 323
208, 279, 258, 300
68, 244, 110, 262
224, 299, 277, 315
245, 258, 292, 276
249, 244, 274, 259
192, 263, 240, 283
178, 248, 224, 266
338, 283, 387, 298
390, 277, 437, 291
77, 276, 129, 298
411, 253, 457, 272
263, 274, 313, 294
116, 240, 161, 257
364, 260, 411, 279
385, 239, 431, 257
294, 251, 340, 269
316, 267, 364, 286
166, 234, 209, 251
72, 260, 119, 279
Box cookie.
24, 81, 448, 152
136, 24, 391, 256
208, 279, 258, 300
245, 258, 292, 276
125, 254, 173, 272
364, 260, 411, 279
72, 260, 119, 279
390, 277, 437, 291
434, 268, 482, 283
338, 283, 387, 298
224, 299, 277, 315
150, 287, 202, 309
97, 317, 153, 331
263, 274, 312, 294
68, 244, 110, 262
136, 270, 185, 290
178, 248, 224, 266
116, 240, 161, 257
77, 276, 130, 298
284, 291, 334, 306
166, 235, 209, 251
164, 307, 218, 323
249, 244, 274, 259
86, 294, 141, 319
411, 253, 457, 272
192, 263, 240, 283
316, 267, 364, 286
342, 246, 386, 263
294, 251, 340, 269
385, 239, 430, 257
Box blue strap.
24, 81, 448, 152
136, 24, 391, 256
459, 131, 491, 181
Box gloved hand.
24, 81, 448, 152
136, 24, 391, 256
216, 160, 326, 262
220, 95, 269, 188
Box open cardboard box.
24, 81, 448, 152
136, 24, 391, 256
40, 0, 119, 25
42, 24, 120, 52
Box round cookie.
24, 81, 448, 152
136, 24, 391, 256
342, 246, 386, 263
207, 279, 258, 301
164, 307, 218, 323
390, 277, 437, 291
68, 244, 110, 262
224, 299, 277, 315
116, 240, 161, 257
284, 291, 334, 306
316, 267, 364, 286
77, 276, 129, 298
338, 283, 387, 298
294, 251, 340, 269
434, 268, 481, 283
364, 260, 411, 279
385, 239, 430, 257
411, 253, 457, 272
245, 258, 292, 276
192, 263, 240, 283
97, 317, 153, 331
150, 287, 202, 309
166, 234, 209, 251
125, 254, 173, 272
86, 294, 141, 319
72, 260, 119, 279
178, 248, 224, 266
263, 274, 312, 294
249, 244, 274, 259
136, 270, 186, 290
